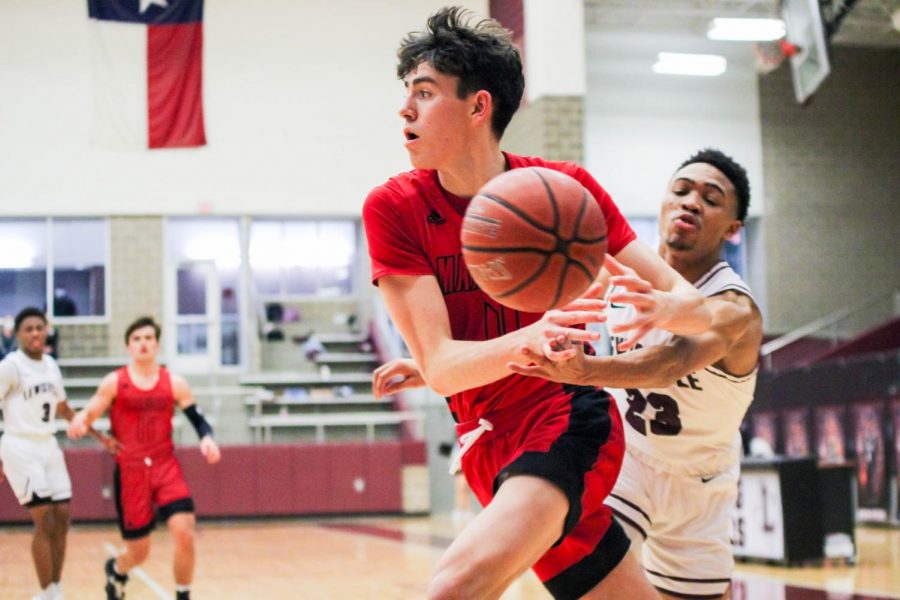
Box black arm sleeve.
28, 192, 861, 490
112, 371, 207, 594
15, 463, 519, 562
183, 404, 213, 440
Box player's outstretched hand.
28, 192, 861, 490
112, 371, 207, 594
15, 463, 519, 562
507, 340, 587, 384
372, 358, 425, 399
200, 436, 221, 465
604, 254, 667, 350
67, 414, 89, 440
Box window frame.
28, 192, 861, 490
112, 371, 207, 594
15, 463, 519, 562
0, 217, 112, 324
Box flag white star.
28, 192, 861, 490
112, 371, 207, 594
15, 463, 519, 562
139, 0, 169, 14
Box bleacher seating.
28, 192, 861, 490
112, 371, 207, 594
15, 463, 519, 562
242, 329, 420, 443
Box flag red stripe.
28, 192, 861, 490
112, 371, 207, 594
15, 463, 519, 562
147, 23, 206, 148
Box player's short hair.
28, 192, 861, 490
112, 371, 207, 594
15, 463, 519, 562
125, 316, 161, 344
397, 6, 525, 140
14, 307, 47, 332
678, 148, 751, 222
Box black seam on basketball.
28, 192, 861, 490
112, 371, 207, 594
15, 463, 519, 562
567, 258, 596, 282
533, 169, 560, 233
462, 245, 553, 255
478, 193, 556, 235
551, 260, 570, 308
571, 233, 608, 244
572, 191, 589, 240
493, 255, 552, 299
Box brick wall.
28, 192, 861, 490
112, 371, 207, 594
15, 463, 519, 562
503, 95, 584, 163
56, 323, 108, 358
108, 217, 164, 356
759, 47, 900, 332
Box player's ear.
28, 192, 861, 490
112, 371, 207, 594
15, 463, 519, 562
471, 90, 492, 120
724, 220, 742, 241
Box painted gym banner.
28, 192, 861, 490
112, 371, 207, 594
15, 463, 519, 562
87, 0, 206, 149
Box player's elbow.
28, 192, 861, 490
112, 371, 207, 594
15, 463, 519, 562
423, 370, 457, 397
419, 360, 464, 397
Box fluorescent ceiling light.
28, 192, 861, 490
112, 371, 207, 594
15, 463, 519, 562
707, 18, 786, 41
653, 52, 727, 77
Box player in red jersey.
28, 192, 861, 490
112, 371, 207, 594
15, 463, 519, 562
363, 8, 711, 599
68, 317, 220, 600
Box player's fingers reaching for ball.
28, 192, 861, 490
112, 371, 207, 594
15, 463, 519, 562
544, 338, 576, 362
542, 326, 600, 342
616, 324, 654, 351
546, 309, 606, 326
603, 253, 636, 278
608, 290, 657, 311
609, 274, 653, 294
559, 297, 607, 312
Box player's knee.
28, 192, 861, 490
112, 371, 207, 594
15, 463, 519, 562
169, 520, 195, 550
127, 539, 151, 564
427, 561, 484, 600
53, 503, 70, 531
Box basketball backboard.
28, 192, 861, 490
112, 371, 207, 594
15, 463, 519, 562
781, 0, 832, 104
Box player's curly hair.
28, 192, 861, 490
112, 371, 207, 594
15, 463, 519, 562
678, 148, 751, 222
14, 307, 47, 332
397, 6, 525, 140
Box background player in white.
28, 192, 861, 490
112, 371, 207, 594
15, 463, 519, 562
0, 307, 117, 600
509, 149, 763, 598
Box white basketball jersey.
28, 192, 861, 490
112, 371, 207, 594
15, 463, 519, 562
0, 350, 66, 437
606, 261, 757, 475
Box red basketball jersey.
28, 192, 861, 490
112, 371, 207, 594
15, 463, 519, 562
111, 367, 175, 463
363, 152, 636, 423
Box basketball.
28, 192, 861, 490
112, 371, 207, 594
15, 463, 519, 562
460, 167, 608, 313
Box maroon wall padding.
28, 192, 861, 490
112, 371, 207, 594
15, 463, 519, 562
0, 441, 418, 524
67, 448, 117, 520
400, 439, 427, 465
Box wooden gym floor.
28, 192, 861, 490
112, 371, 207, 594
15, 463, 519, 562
1, 515, 898, 599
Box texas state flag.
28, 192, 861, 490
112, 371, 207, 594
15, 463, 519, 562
88, 0, 206, 149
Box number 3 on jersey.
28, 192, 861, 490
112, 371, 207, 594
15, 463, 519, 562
623, 388, 682, 436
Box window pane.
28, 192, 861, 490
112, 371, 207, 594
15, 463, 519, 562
0, 220, 47, 316
221, 317, 240, 365
250, 219, 357, 297
177, 323, 208, 355
51, 219, 106, 317
177, 266, 207, 316
249, 221, 285, 294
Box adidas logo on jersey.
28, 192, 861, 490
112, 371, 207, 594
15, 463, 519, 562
427, 209, 446, 225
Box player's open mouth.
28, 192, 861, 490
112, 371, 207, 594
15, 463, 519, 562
404, 130, 419, 141
674, 214, 698, 229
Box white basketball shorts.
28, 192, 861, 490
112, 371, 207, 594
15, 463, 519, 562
1, 433, 72, 506
604, 449, 739, 597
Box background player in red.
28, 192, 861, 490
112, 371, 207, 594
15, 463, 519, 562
68, 316, 220, 600
364, 7, 711, 599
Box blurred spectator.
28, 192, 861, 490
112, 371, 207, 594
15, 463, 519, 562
53, 286, 77, 316
0, 314, 15, 358
44, 323, 59, 359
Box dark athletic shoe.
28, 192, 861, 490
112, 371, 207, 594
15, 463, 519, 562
104, 558, 128, 600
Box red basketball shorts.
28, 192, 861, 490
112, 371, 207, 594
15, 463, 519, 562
114, 453, 193, 539
457, 385, 630, 599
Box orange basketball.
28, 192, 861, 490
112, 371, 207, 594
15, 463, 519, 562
461, 166, 608, 313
